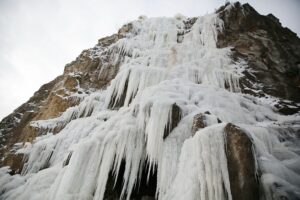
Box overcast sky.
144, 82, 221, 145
0, 0, 299, 120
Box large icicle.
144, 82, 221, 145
164, 124, 232, 200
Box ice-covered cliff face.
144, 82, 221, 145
1, 2, 300, 200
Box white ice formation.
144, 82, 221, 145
0, 4, 299, 200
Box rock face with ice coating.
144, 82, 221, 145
217, 2, 300, 114
0, 2, 300, 200
0, 26, 127, 172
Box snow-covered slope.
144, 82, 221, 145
1, 2, 300, 200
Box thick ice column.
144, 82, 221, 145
165, 124, 232, 200
143, 102, 182, 166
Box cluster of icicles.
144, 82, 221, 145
1, 5, 300, 200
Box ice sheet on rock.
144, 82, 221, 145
164, 124, 232, 200
43, 109, 145, 200
30, 91, 106, 133
22, 110, 116, 174
105, 65, 167, 108
156, 114, 194, 199
242, 125, 300, 199
135, 81, 188, 166
0, 166, 59, 200
3, 82, 300, 200
104, 13, 245, 110
261, 173, 300, 200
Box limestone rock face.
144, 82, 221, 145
224, 123, 259, 200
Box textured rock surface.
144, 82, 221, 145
191, 112, 221, 135
217, 2, 300, 114
224, 123, 259, 200
191, 113, 206, 134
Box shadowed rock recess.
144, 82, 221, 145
0, 2, 300, 200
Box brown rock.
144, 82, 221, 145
191, 112, 222, 135
217, 2, 300, 112
191, 113, 206, 135
224, 123, 259, 200
3, 153, 25, 175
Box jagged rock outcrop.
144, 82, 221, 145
217, 2, 300, 114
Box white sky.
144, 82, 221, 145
0, 0, 299, 120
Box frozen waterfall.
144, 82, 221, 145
1, 4, 299, 200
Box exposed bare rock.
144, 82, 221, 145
4, 153, 24, 175
217, 2, 300, 114
224, 123, 259, 200
191, 113, 206, 135
191, 112, 222, 135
